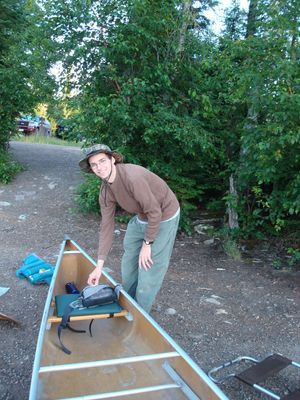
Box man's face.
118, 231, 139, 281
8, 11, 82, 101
89, 152, 112, 179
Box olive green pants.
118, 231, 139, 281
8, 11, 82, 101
121, 211, 180, 313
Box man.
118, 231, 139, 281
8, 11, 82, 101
79, 144, 180, 313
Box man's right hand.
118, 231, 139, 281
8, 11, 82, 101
87, 260, 104, 285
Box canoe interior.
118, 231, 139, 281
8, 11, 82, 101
32, 239, 227, 400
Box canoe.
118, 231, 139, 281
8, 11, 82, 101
29, 238, 228, 400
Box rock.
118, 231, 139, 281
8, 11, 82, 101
165, 307, 177, 315
216, 309, 228, 315
203, 238, 215, 245
194, 223, 214, 235
205, 297, 221, 305
0, 201, 10, 207
48, 182, 57, 190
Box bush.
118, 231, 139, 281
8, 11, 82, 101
74, 174, 101, 214
0, 150, 23, 183
222, 238, 241, 260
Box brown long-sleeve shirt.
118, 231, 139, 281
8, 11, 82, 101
97, 163, 179, 261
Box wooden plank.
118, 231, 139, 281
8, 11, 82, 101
0, 311, 19, 324
47, 309, 128, 323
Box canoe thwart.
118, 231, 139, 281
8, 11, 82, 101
55, 383, 181, 400
48, 293, 128, 323
48, 310, 128, 323
39, 351, 180, 373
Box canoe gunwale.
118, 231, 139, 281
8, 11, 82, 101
29, 238, 68, 400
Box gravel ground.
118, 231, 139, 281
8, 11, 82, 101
0, 141, 299, 400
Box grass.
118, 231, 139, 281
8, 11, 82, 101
12, 134, 82, 147
223, 238, 242, 260
0, 150, 24, 183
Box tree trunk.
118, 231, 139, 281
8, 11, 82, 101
227, 174, 239, 229
177, 0, 193, 55
227, 0, 258, 231
245, 0, 258, 38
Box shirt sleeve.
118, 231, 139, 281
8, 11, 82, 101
128, 177, 162, 242
97, 186, 116, 261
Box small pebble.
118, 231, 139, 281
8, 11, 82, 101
165, 307, 177, 315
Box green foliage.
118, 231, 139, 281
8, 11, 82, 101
287, 247, 300, 269
223, 0, 247, 39
207, 0, 300, 239
0, 150, 23, 183
0, 0, 56, 150
178, 204, 195, 236
35, 0, 300, 242
115, 213, 132, 224
74, 174, 101, 214
272, 247, 300, 271
222, 238, 241, 261
13, 133, 81, 147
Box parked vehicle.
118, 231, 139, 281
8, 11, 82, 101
37, 117, 51, 136
17, 115, 39, 135
17, 115, 51, 136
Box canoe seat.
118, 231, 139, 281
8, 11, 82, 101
48, 293, 128, 323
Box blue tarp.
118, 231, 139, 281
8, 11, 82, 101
16, 254, 54, 285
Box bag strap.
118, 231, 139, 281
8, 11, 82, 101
57, 299, 86, 355
114, 284, 122, 298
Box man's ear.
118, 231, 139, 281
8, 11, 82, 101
111, 155, 116, 164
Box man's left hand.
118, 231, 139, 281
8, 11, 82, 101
139, 243, 153, 271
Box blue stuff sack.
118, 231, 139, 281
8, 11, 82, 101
16, 254, 54, 285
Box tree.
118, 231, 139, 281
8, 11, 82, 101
42, 0, 219, 216
215, 0, 300, 236
0, 0, 55, 149
0, 0, 25, 148
39, 0, 300, 240
223, 0, 247, 40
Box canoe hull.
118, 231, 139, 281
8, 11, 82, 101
30, 239, 228, 400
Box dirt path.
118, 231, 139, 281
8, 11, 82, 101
0, 142, 299, 399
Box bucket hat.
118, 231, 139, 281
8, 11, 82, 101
79, 144, 113, 173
